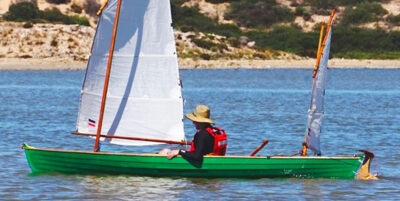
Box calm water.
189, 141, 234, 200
1, 69, 399, 200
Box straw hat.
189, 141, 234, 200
185, 105, 214, 124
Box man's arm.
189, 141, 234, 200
178, 132, 208, 162
167, 131, 209, 162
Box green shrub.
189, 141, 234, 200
51, 39, 58, 47
310, 8, 331, 16
214, 23, 241, 38
5, 2, 89, 26
295, 6, 311, 20
244, 26, 322, 57
334, 0, 389, 6
83, 0, 101, 16
71, 3, 82, 14
200, 53, 211, 60
334, 51, 400, 59
6, 2, 39, 21
304, 0, 336, 9
302, 12, 312, 21
227, 37, 240, 47
192, 38, 227, 51
290, 1, 300, 6
242, 23, 400, 59
225, 0, 294, 28
169, 0, 400, 59
341, 3, 388, 25
171, 0, 241, 37
38, 8, 89, 25
253, 53, 266, 59
205, 0, 231, 3
192, 38, 216, 49
180, 25, 194, 32
23, 22, 33, 28
387, 14, 400, 26
341, 0, 388, 5
46, 0, 70, 4
210, 46, 220, 52
68, 15, 90, 26
312, 22, 325, 31
31, 18, 48, 23
295, 6, 306, 16
332, 26, 400, 53
172, 3, 215, 32
39, 8, 65, 23
304, 0, 389, 16
304, 0, 388, 9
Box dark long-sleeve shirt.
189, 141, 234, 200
179, 127, 214, 165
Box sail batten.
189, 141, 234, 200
304, 15, 334, 155
76, 0, 185, 146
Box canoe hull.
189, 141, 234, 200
23, 145, 362, 179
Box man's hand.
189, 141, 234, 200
167, 149, 180, 159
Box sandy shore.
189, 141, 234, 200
1, 57, 400, 71
178, 58, 400, 69
0, 58, 87, 70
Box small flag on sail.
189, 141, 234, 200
88, 119, 96, 127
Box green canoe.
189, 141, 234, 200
22, 144, 363, 179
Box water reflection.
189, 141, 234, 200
76, 176, 181, 200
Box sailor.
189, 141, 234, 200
163, 104, 227, 165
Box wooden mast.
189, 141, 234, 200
316, 22, 325, 62
94, 0, 123, 152
303, 10, 335, 156
312, 9, 335, 78
302, 22, 325, 156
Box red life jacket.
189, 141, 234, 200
189, 126, 227, 156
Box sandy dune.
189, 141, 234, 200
1, 2, 400, 71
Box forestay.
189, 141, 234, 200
304, 19, 334, 155
76, 0, 185, 145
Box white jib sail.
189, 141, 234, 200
76, 0, 185, 145
304, 23, 333, 155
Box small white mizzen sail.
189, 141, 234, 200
76, 0, 185, 145
304, 19, 334, 155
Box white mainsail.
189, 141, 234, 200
76, 0, 185, 145
304, 20, 334, 155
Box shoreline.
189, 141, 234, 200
1, 58, 400, 71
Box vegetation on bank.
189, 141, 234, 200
248, 26, 400, 59
4, 2, 89, 26
224, 0, 294, 28
3, 0, 400, 60
171, 0, 400, 59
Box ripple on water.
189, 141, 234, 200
1, 69, 400, 200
